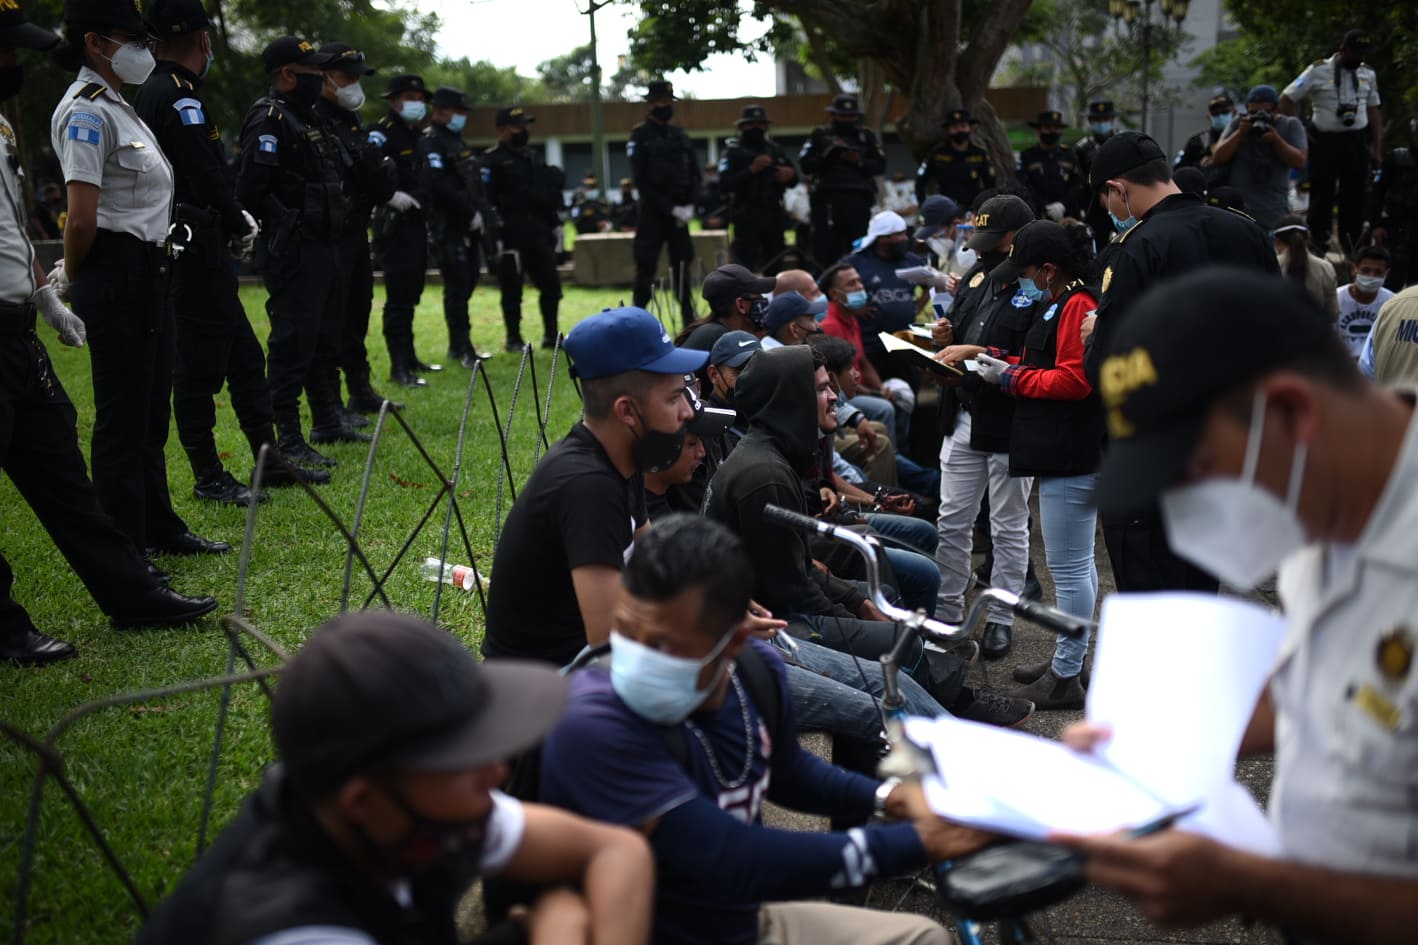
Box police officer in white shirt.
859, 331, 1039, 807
1061, 267, 1417, 945
48, 0, 228, 558
1281, 29, 1383, 254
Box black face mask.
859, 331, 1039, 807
832, 120, 858, 136
740, 126, 766, 147
1341, 57, 1361, 70
0, 66, 23, 103
950, 130, 971, 145
290, 72, 324, 109
631, 416, 687, 472
352, 788, 491, 879
650, 104, 674, 122
510, 128, 529, 148
744, 296, 770, 329
1039, 131, 1061, 146
888, 240, 909, 261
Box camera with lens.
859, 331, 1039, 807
1248, 111, 1273, 137
1337, 103, 1359, 127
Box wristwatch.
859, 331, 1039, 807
874, 776, 903, 817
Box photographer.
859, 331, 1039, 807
1211, 85, 1307, 230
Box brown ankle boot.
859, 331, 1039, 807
1008, 668, 1086, 711
1011, 658, 1091, 688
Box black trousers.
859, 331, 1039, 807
1102, 513, 1220, 594
730, 208, 787, 273
69, 230, 188, 549
498, 222, 563, 345
631, 209, 695, 328
380, 214, 428, 366
0, 328, 159, 643
810, 191, 873, 270
336, 227, 375, 392
171, 247, 273, 475
433, 231, 480, 354
259, 237, 342, 435
1306, 129, 1370, 254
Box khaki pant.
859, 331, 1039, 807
759, 902, 951, 945
837, 420, 897, 486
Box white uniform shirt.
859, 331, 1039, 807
50, 66, 174, 243
0, 113, 36, 303
1336, 283, 1395, 361
1272, 405, 1418, 879
1282, 54, 1381, 133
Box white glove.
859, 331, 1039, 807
388, 190, 421, 212
1044, 201, 1065, 222
671, 204, 695, 225
975, 353, 1007, 385
923, 266, 952, 292
34, 284, 85, 347
470, 210, 484, 232
231, 209, 259, 257
47, 260, 70, 301
552, 225, 565, 250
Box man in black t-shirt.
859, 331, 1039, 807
482, 307, 706, 666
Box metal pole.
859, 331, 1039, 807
1141, 1, 1152, 134
586, 0, 609, 190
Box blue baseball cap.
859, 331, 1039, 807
564, 307, 708, 380
763, 292, 818, 334
915, 195, 962, 240
1247, 84, 1279, 105
709, 330, 762, 369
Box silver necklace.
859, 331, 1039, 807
683, 668, 755, 790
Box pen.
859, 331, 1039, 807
1127, 804, 1201, 839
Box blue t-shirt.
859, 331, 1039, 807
848, 248, 925, 338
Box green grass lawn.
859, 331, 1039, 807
0, 280, 631, 944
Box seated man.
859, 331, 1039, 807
137, 612, 653, 945
482, 306, 703, 667
774, 268, 828, 306
540, 516, 989, 945
678, 264, 776, 351
759, 292, 824, 350
819, 261, 900, 444
646, 394, 735, 517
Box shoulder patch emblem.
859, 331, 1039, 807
626, 140, 636, 157
427, 151, 444, 169
173, 97, 205, 127
1011, 290, 1034, 309
66, 110, 103, 145
367, 129, 387, 147
1043, 303, 1059, 321
1101, 266, 1113, 294
257, 134, 278, 155
969, 271, 985, 289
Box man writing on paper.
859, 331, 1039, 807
1059, 266, 1418, 945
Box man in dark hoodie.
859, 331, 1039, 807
705, 345, 1033, 726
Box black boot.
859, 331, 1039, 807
389, 350, 427, 388
276, 418, 337, 468
194, 468, 266, 506
309, 398, 373, 444
347, 376, 398, 413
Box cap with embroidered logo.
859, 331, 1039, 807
319, 42, 375, 76
826, 94, 862, 117
644, 79, 676, 102
709, 330, 762, 369
1029, 110, 1068, 128
494, 105, 533, 127
736, 104, 771, 126
261, 36, 334, 74
382, 73, 430, 100
563, 307, 707, 380
942, 109, 976, 126
64, 0, 148, 35
965, 194, 1035, 252
0, 0, 61, 49
431, 86, 468, 110
143, 0, 210, 35
1087, 100, 1116, 118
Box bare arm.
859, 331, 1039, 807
1277, 95, 1298, 117
571, 565, 622, 647
1236, 686, 1275, 756
63, 181, 99, 276
501, 803, 655, 945
1209, 127, 1243, 166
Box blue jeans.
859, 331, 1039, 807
868, 511, 942, 616
1038, 473, 1099, 677
896, 453, 940, 496
866, 512, 938, 555
781, 636, 948, 741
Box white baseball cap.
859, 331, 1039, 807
856, 210, 908, 250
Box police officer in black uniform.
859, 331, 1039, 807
236, 36, 366, 471
1017, 109, 1084, 221
916, 108, 997, 210
484, 105, 565, 350
628, 80, 700, 328
1174, 94, 1235, 187
421, 86, 490, 365
800, 94, 885, 269
368, 73, 435, 386
1074, 101, 1118, 245
0, 4, 216, 664
717, 103, 797, 274
1368, 123, 1418, 290
314, 42, 396, 417
137, 0, 319, 505
571, 172, 611, 234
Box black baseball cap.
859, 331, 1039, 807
645, 79, 675, 101
1088, 131, 1168, 193
1029, 110, 1068, 128
1341, 29, 1371, 53
989, 220, 1074, 285
261, 36, 334, 74
431, 86, 468, 109
383, 74, 430, 99
826, 94, 862, 117
320, 42, 374, 75
1094, 267, 1338, 517
683, 385, 736, 436
1208, 94, 1234, 113
702, 264, 777, 311
709, 329, 762, 369
916, 194, 962, 240
65, 0, 147, 34
1088, 100, 1116, 118
965, 194, 1035, 252
271, 612, 568, 799
144, 0, 210, 35
494, 105, 533, 127
736, 104, 771, 125
1173, 166, 1207, 197
943, 108, 975, 126
0, 0, 60, 49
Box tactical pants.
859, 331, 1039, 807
730, 208, 787, 273
498, 223, 563, 346
260, 237, 343, 437
631, 208, 695, 328
434, 232, 480, 356
69, 230, 189, 549
171, 248, 274, 477
809, 191, 872, 270
1306, 129, 1370, 254
1101, 510, 1220, 595
0, 330, 162, 642
380, 213, 428, 369
336, 226, 376, 395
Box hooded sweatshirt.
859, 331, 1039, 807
703, 346, 866, 617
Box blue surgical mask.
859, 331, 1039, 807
200, 42, 214, 79
845, 289, 869, 309
1108, 185, 1138, 234
448, 113, 467, 133
1017, 277, 1047, 302
609, 630, 734, 725
399, 99, 427, 123
1211, 113, 1231, 132
1091, 121, 1113, 136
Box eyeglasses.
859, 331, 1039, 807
104, 34, 156, 50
